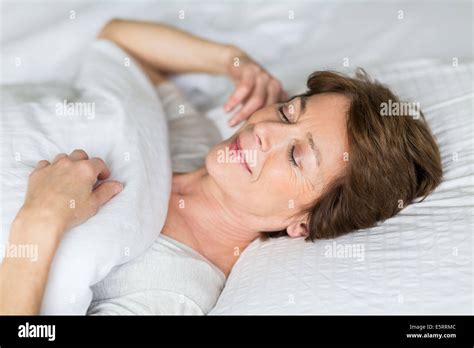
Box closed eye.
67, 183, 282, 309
277, 105, 298, 167
278, 105, 290, 123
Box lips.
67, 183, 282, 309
232, 135, 252, 174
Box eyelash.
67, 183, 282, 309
279, 105, 298, 167
288, 145, 297, 167
278, 105, 290, 123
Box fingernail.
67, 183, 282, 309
228, 119, 236, 127
224, 105, 230, 112
114, 183, 123, 194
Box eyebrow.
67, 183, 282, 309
307, 132, 321, 166
299, 95, 308, 115
298, 96, 321, 166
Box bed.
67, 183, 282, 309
1, 0, 472, 314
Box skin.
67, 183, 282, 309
0, 19, 348, 314
162, 92, 350, 275
99, 19, 288, 125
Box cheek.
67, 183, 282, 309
256, 159, 300, 212
206, 145, 294, 216
263, 153, 324, 213
205, 143, 250, 189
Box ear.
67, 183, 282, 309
286, 222, 309, 238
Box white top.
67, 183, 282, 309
87, 234, 226, 315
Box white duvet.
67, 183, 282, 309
0, 40, 172, 314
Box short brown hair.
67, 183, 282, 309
261, 69, 443, 241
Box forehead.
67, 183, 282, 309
298, 93, 350, 122
297, 93, 350, 180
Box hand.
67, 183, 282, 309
21, 149, 123, 235
0, 149, 122, 315
224, 49, 288, 127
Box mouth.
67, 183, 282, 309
230, 135, 252, 174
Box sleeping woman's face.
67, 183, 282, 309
206, 93, 350, 237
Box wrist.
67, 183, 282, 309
220, 44, 246, 75
9, 207, 66, 258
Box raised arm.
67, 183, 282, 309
0, 150, 122, 314
99, 19, 288, 126
99, 18, 238, 75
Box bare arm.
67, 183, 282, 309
0, 150, 122, 314
0, 212, 63, 314
98, 19, 288, 126
98, 19, 238, 75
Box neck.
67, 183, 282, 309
162, 168, 260, 277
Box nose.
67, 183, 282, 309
253, 121, 291, 152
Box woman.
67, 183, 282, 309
0, 19, 443, 315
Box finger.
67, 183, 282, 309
224, 70, 255, 112
265, 80, 281, 106
229, 76, 267, 126
52, 153, 67, 163
69, 149, 89, 161
91, 180, 123, 209
88, 157, 111, 180
36, 160, 50, 169
279, 89, 289, 102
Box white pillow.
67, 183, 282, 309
0, 40, 172, 314
209, 60, 474, 314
